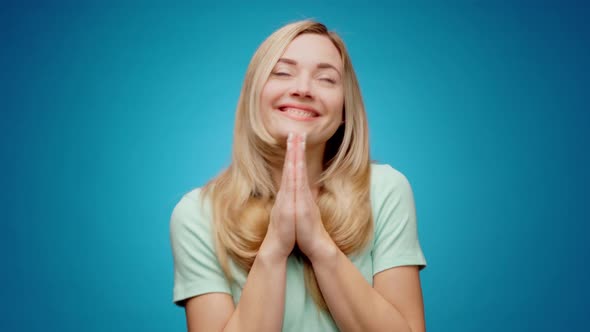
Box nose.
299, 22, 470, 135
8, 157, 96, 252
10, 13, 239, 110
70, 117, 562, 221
290, 76, 312, 99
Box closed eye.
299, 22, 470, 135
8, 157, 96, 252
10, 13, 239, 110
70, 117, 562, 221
271, 71, 291, 77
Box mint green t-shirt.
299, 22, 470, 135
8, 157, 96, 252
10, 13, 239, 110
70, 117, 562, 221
170, 163, 427, 331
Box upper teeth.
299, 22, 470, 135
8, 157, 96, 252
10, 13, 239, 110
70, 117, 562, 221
283, 107, 316, 117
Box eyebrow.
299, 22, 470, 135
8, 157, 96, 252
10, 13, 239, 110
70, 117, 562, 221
277, 57, 342, 77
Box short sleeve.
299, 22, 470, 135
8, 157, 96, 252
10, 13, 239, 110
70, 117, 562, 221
169, 189, 231, 307
371, 164, 427, 275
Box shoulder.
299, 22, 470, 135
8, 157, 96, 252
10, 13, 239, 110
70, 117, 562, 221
170, 187, 213, 237
369, 162, 416, 228
171, 187, 205, 219
368, 163, 427, 272
370, 163, 413, 198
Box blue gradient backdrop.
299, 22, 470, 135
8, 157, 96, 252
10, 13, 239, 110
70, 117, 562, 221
2, 1, 589, 331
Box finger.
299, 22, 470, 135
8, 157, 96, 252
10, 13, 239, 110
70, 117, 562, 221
279, 133, 291, 192
296, 132, 310, 194
285, 132, 297, 199
295, 133, 314, 221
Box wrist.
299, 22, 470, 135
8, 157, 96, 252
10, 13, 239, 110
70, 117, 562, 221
307, 232, 339, 265
258, 237, 290, 265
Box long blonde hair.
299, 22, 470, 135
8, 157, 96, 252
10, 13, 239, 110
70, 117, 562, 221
201, 20, 373, 311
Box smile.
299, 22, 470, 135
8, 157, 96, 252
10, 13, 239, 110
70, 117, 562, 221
277, 107, 319, 122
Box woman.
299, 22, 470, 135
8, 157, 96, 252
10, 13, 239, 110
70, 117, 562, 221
170, 20, 427, 332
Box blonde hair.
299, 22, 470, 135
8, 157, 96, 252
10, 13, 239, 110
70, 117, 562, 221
202, 20, 373, 311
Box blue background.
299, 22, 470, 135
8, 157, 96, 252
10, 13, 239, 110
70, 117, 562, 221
2, 1, 589, 331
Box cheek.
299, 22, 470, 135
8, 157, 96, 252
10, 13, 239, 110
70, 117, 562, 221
260, 86, 270, 106
259, 83, 283, 130
260, 82, 283, 106
326, 92, 345, 116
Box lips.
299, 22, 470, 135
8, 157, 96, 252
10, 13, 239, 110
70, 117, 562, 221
277, 104, 320, 118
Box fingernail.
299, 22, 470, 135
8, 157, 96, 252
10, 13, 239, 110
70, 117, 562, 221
288, 132, 293, 142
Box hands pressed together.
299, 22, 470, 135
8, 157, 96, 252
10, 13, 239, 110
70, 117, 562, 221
264, 132, 335, 262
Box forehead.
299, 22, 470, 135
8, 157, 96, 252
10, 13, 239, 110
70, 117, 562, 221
279, 33, 343, 69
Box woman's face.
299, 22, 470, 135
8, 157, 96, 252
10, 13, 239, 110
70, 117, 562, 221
260, 33, 344, 147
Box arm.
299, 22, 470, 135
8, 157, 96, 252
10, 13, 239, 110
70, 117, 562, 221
185, 241, 288, 332
290, 133, 426, 331
178, 133, 299, 331
309, 165, 426, 331
310, 243, 425, 332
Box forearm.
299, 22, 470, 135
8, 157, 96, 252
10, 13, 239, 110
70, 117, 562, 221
311, 245, 412, 332
223, 240, 287, 332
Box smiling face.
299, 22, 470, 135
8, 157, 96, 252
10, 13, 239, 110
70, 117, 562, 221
259, 33, 345, 148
